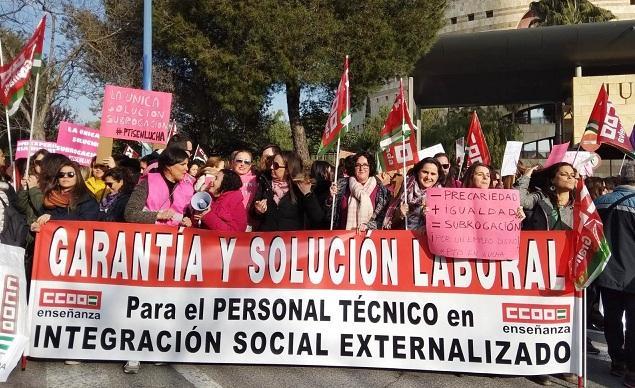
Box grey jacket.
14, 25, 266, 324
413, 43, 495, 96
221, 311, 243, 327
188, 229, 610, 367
516, 175, 573, 231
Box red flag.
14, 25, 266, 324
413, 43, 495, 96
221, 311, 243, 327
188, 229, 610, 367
377, 79, 419, 172
571, 177, 611, 289
166, 121, 178, 142
192, 145, 208, 162
124, 145, 139, 159
582, 84, 634, 155
0, 16, 46, 108
466, 111, 490, 166
318, 56, 350, 155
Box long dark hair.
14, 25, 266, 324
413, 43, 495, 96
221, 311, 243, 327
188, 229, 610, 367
158, 147, 189, 172
103, 167, 135, 194
532, 162, 577, 206
39, 153, 72, 192
45, 161, 90, 209
277, 151, 303, 204
217, 169, 242, 194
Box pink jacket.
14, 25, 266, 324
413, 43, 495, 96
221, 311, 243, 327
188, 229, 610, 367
201, 190, 247, 231
145, 172, 194, 226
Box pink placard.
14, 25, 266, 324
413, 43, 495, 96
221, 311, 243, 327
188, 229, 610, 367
425, 188, 521, 260
15, 140, 58, 159
542, 142, 570, 169
100, 85, 172, 143
56, 121, 99, 166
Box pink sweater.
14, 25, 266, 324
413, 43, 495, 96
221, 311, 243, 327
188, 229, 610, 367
201, 190, 247, 231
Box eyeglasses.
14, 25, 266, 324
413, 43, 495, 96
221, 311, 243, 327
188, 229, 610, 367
234, 159, 252, 165
441, 164, 450, 169
271, 161, 286, 170
57, 171, 76, 179
355, 163, 370, 169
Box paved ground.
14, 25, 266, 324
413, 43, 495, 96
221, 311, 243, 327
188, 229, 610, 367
3, 331, 620, 388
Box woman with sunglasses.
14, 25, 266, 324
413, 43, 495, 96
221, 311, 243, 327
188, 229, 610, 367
98, 167, 135, 222
332, 152, 391, 231
30, 161, 100, 232
125, 147, 194, 227
231, 149, 259, 231
252, 151, 323, 231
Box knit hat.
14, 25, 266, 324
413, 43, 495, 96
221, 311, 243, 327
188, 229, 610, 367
620, 159, 635, 184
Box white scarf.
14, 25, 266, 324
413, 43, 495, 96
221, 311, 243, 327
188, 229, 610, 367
345, 176, 377, 230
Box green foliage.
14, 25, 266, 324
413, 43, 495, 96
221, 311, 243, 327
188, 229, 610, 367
340, 106, 388, 153
265, 111, 294, 151
529, 0, 615, 26
422, 107, 521, 169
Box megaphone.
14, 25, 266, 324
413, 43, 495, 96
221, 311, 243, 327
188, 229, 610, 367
191, 192, 212, 212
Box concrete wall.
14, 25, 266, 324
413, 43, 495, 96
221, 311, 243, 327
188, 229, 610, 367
441, 0, 635, 35
572, 74, 635, 143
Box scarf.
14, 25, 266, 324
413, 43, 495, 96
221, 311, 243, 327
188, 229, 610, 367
44, 190, 71, 209
345, 176, 377, 230
100, 191, 120, 212
272, 180, 289, 205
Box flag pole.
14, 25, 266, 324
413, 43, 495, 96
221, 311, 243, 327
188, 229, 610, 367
0, 39, 16, 187
399, 78, 408, 231
618, 153, 627, 175
329, 55, 348, 231
24, 72, 41, 178
329, 137, 342, 230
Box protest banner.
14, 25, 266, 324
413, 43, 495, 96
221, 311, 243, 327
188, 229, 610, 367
563, 151, 600, 177
56, 122, 99, 166
28, 221, 580, 376
500, 141, 523, 177
15, 140, 57, 159
0, 244, 29, 382
100, 85, 172, 144
425, 188, 521, 260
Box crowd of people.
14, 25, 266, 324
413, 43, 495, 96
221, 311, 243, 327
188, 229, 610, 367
0, 133, 633, 385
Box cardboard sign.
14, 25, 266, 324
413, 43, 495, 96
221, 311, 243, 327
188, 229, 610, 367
100, 85, 172, 143
543, 142, 570, 169
500, 141, 523, 177
56, 122, 99, 166
425, 188, 521, 260
14, 140, 57, 159
562, 151, 600, 177
29, 221, 579, 376
417, 143, 445, 160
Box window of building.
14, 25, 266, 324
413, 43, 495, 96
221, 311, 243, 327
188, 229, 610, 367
468, 13, 475, 21
450, 17, 457, 24
486, 10, 494, 18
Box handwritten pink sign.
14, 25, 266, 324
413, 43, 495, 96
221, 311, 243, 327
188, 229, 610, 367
100, 85, 172, 143
425, 188, 521, 260
56, 121, 99, 166
15, 140, 57, 159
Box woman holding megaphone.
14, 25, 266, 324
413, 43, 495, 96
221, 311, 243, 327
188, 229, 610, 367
192, 169, 247, 232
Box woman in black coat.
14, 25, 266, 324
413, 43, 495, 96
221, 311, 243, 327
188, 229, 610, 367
30, 161, 99, 232
99, 167, 135, 222
252, 151, 323, 231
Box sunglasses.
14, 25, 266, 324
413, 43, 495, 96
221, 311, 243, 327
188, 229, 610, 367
441, 164, 450, 169
57, 171, 76, 179
234, 159, 252, 165
105, 182, 115, 188
271, 161, 286, 170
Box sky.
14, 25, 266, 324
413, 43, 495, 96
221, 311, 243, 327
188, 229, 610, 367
1, 2, 291, 126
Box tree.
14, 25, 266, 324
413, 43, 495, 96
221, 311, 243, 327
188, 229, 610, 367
422, 107, 521, 169
529, 0, 615, 26
150, 0, 446, 161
